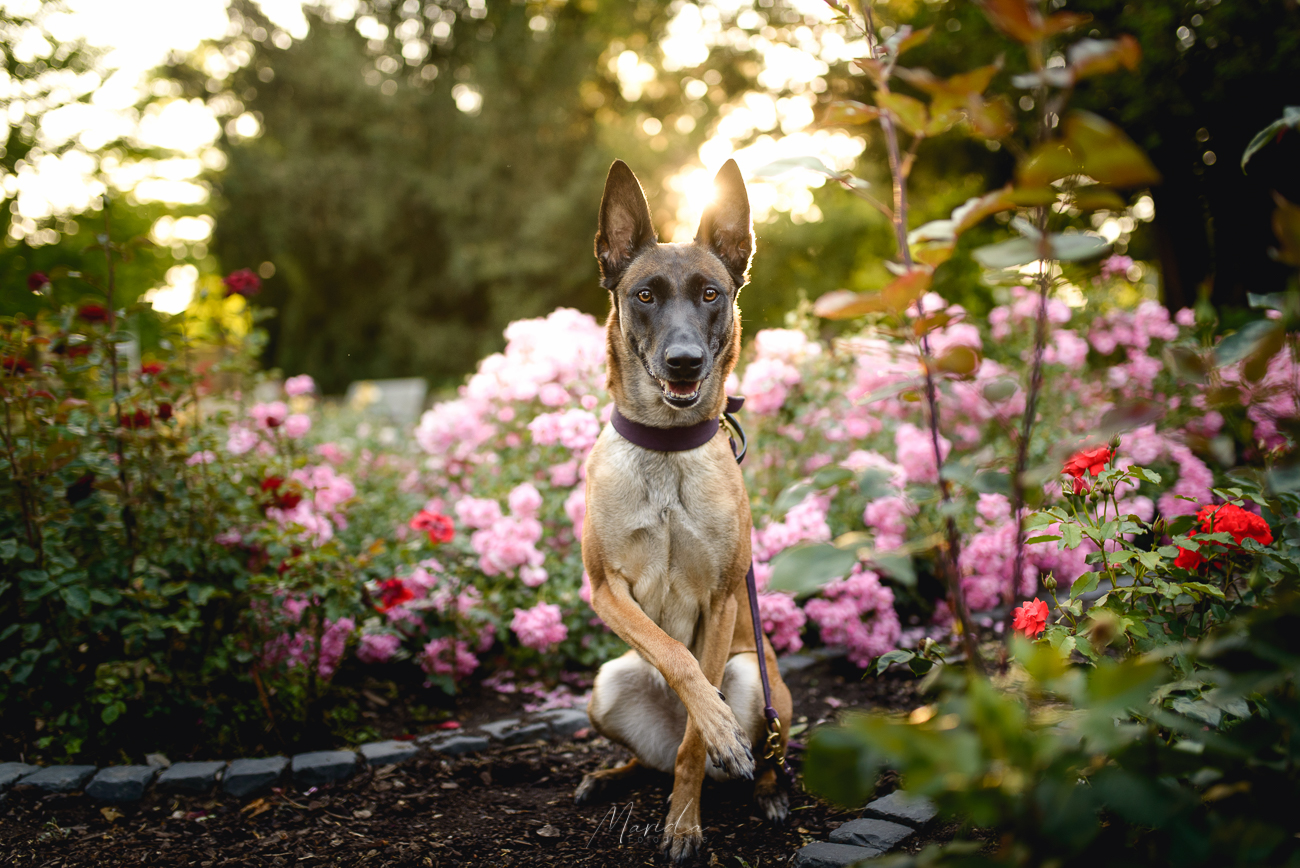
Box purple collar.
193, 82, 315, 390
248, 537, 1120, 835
610, 396, 745, 453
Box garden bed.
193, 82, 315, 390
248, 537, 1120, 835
0, 659, 942, 866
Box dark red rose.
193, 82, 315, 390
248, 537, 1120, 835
1175, 503, 1274, 570
1063, 446, 1112, 494
156, 402, 174, 421
123, 409, 152, 429
77, 304, 110, 323
376, 578, 416, 613
223, 269, 262, 298
27, 272, 50, 291
3, 356, 33, 374
141, 361, 165, 376
276, 489, 303, 511
261, 476, 284, 492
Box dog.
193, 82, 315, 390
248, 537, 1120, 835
575, 158, 793, 863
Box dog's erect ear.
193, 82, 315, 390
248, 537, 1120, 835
595, 160, 658, 290
695, 159, 753, 288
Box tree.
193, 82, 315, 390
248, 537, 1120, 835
169, 0, 764, 392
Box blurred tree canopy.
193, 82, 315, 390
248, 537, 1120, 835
162, 0, 1300, 391
167, 0, 770, 393
0, 3, 184, 329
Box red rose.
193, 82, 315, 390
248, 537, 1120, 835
1012, 597, 1049, 638
78, 304, 110, 323
261, 476, 284, 492
141, 361, 165, 376
1063, 446, 1112, 494
223, 269, 262, 298
3, 356, 33, 374
376, 578, 416, 613
156, 402, 174, 421
1175, 503, 1273, 571
27, 272, 50, 291
123, 409, 152, 429
409, 510, 455, 544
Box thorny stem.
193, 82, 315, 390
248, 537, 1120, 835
853, 0, 982, 671
101, 197, 136, 563
1008, 15, 1058, 613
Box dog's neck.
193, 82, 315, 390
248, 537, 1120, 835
604, 305, 737, 429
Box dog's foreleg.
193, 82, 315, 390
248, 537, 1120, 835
588, 577, 755, 779
660, 589, 743, 863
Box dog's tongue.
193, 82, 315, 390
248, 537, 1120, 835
666, 381, 698, 396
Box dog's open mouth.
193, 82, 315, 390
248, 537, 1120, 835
658, 378, 701, 407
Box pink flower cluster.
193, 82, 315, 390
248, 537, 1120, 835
758, 592, 807, 654
803, 566, 900, 668
466, 485, 547, 580
529, 409, 601, 453
511, 602, 568, 651
421, 636, 480, 680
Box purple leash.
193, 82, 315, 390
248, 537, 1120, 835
610, 395, 790, 780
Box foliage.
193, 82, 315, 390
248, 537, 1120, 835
807, 584, 1300, 867
162, 0, 767, 393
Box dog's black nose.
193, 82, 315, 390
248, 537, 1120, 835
664, 345, 705, 379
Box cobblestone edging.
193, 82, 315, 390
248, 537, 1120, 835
793, 790, 939, 867
0, 707, 590, 805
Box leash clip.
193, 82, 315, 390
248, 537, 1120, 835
721, 410, 747, 465
763, 717, 783, 762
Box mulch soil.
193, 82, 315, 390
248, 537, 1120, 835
0, 658, 959, 867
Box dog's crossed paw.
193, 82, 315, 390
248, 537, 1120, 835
756, 785, 789, 823
697, 693, 755, 780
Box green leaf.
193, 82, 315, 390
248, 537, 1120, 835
60, 586, 90, 616
768, 544, 858, 597
812, 466, 857, 489
773, 482, 814, 516
1060, 523, 1083, 549
752, 155, 845, 180
872, 551, 917, 587
1071, 571, 1100, 597
0, 538, 16, 560
1025, 535, 1061, 544
972, 233, 1110, 268
857, 468, 897, 502
1242, 106, 1300, 172
874, 649, 916, 675
1214, 319, 1284, 367
877, 91, 929, 136
1063, 111, 1162, 188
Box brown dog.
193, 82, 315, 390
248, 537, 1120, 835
576, 159, 793, 863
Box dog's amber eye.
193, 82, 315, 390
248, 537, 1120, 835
637, 289, 653, 303
703, 288, 718, 302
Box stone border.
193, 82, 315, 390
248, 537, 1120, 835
793, 791, 938, 867
0, 708, 590, 804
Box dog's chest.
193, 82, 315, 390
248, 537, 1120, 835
587, 430, 741, 651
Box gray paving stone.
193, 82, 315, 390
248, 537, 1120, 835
829, 818, 914, 850
536, 708, 589, 738
359, 740, 419, 766
793, 841, 885, 867
85, 766, 157, 802
157, 761, 227, 795
863, 790, 938, 827
778, 653, 819, 676
500, 722, 550, 745
480, 717, 522, 740
291, 751, 358, 787
18, 765, 97, 793
0, 763, 38, 790
426, 735, 489, 756
223, 757, 288, 798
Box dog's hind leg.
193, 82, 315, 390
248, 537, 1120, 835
574, 757, 653, 806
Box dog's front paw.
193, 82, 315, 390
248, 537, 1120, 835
698, 696, 754, 780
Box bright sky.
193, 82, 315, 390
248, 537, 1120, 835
12, 0, 869, 310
